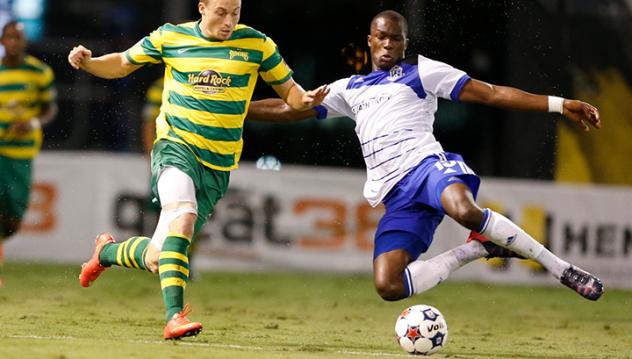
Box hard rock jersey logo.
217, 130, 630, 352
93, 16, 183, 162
188, 70, 232, 95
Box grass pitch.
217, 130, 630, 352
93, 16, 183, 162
0, 262, 631, 359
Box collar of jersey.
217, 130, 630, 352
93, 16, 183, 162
194, 20, 225, 42
0, 56, 27, 69
357, 61, 410, 82
371, 60, 408, 74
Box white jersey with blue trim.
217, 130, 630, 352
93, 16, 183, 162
316, 54, 470, 206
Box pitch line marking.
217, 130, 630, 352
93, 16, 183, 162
6, 335, 406, 357
7, 335, 77, 340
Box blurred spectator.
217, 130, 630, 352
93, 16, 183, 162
0, 20, 57, 287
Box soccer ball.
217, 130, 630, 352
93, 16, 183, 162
255, 154, 282, 171
395, 304, 448, 355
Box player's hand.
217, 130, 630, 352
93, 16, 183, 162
6, 119, 38, 138
68, 45, 93, 70
301, 85, 330, 108
562, 100, 601, 132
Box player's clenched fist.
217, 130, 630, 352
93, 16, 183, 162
68, 45, 92, 70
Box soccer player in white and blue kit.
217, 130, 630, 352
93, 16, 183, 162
247, 10, 604, 301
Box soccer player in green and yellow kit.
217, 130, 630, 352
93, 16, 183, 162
141, 77, 202, 279
68, 0, 329, 339
0, 21, 57, 288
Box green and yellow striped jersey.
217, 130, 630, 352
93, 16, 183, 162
125, 21, 293, 171
142, 77, 164, 123
0, 55, 55, 159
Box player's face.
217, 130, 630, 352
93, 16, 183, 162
0, 24, 27, 58
199, 0, 241, 41
367, 17, 407, 71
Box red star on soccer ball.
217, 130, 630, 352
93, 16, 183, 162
406, 326, 421, 340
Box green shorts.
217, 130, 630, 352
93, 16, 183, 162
0, 154, 32, 220
150, 140, 230, 235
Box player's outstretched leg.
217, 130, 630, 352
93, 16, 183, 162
79, 234, 151, 287
375, 231, 496, 300
402, 240, 487, 297
402, 231, 525, 297
478, 208, 604, 301
402, 232, 526, 297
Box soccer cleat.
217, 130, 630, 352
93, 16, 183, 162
79, 233, 115, 288
467, 231, 524, 259
560, 265, 604, 301
163, 304, 203, 340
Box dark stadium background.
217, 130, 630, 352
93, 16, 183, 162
18, 0, 632, 179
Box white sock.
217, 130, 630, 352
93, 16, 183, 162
480, 209, 569, 279
404, 241, 487, 296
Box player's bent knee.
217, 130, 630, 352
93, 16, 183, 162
150, 202, 197, 253
375, 277, 406, 301
449, 203, 482, 230
373, 250, 411, 301
168, 212, 197, 238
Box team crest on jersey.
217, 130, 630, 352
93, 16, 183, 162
188, 70, 232, 95
388, 65, 404, 81
229, 49, 249, 61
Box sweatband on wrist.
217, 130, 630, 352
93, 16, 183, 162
548, 96, 564, 114
30, 117, 41, 129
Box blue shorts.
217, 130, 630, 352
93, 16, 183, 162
373, 152, 480, 260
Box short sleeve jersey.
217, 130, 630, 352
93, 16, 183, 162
126, 21, 293, 171
0, 55, 56, 159
316, 55, 470, 206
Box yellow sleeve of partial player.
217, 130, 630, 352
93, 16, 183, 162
259, 36, 293, 86
125, 27, 164, 65
39, 65, 57, 104
146, 79, 163, 105
143, 79, 164, 122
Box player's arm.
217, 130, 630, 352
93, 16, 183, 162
247, 98, 318, 123
68, 45, 142, 79
37, 102, 58, 127
7, 102, 58, 136
270, 79, 329, 112
458, 79, 601, 132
